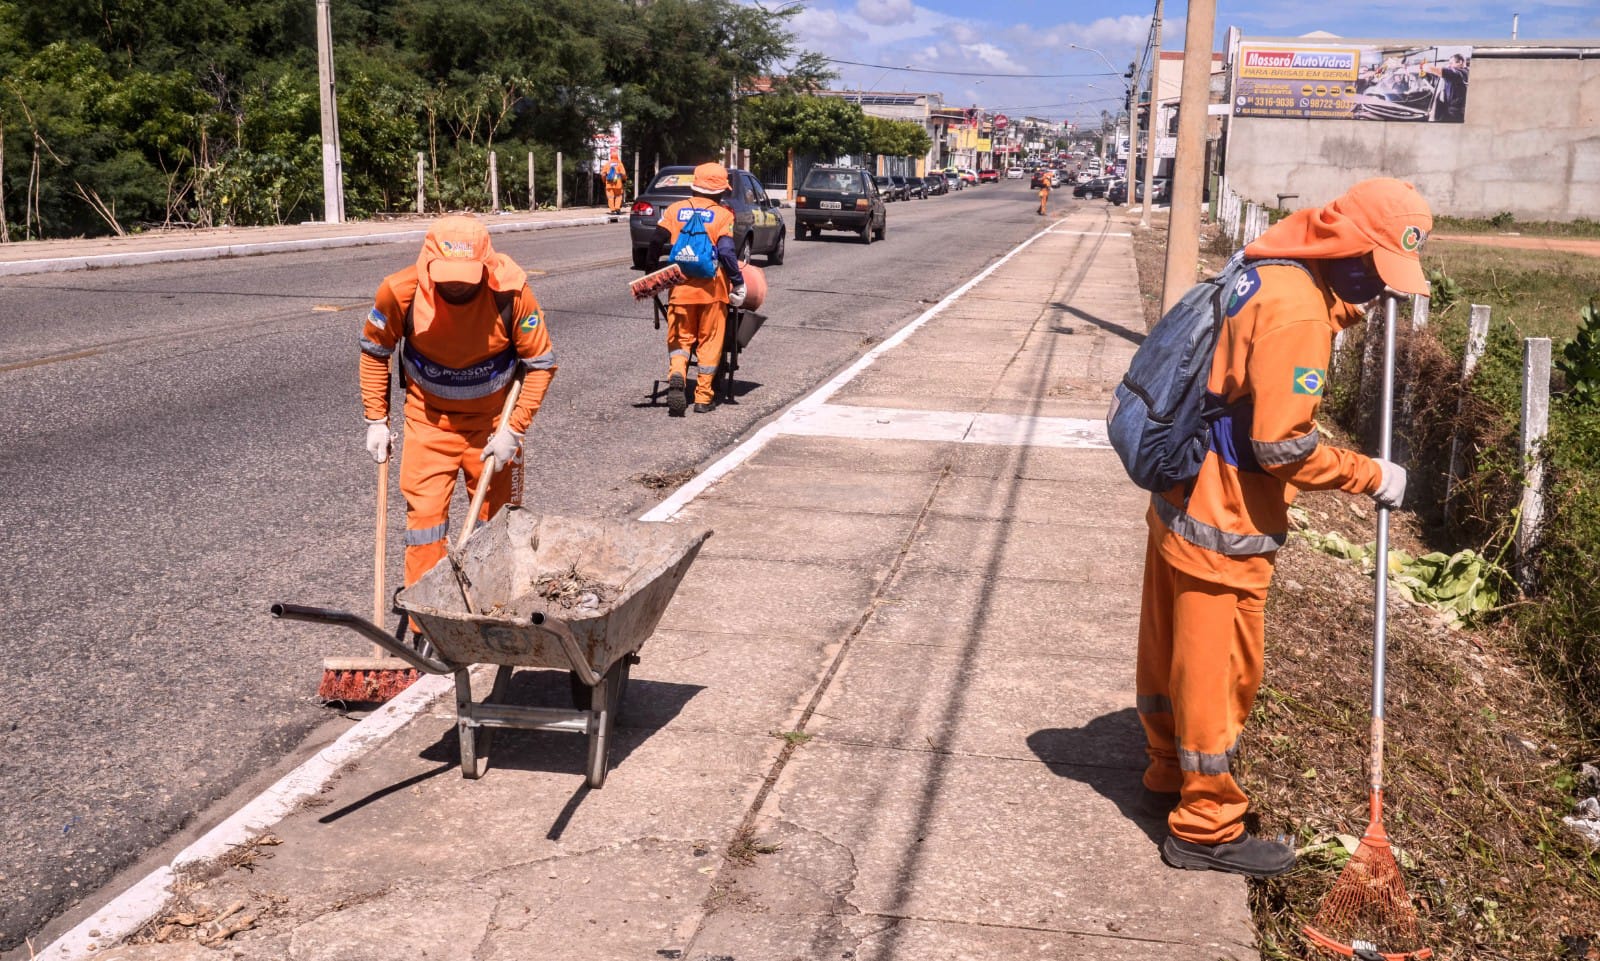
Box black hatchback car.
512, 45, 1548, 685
629, 165, 786, 271
793, 166, 886, 244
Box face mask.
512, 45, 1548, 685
1324, 255, 1387, 304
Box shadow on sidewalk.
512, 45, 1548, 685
1026, 710, 1166, 846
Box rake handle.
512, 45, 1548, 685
372, 457, 389, 657
1370, 295, 1399, 792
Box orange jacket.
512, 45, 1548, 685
1154, 261, 1383, 589
603, 160, 627, 187
656, 197, 737, 306
359, 267, 556, 434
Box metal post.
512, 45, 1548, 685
314, 0, 345, 223
1139, 0, 1163, 229
415, 152, 425, 214
1411, 293, 1430, 331
1446, 304, 1493, 504
1160, 0, 1216, 311
489, 151, 500, 212
1517, 337, 1551, 586
556, 152, 563, 210
528, 152, 535, 211
633, 150, 641, 200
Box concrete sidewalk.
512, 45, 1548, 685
44, 209, 1253, 961
0, 208, 613, 277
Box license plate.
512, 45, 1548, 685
819, 200, 842, 209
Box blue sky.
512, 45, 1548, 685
777, 1, 1600, 126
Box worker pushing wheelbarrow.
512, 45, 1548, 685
275, 507, 711, 787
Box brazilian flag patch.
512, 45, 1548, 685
518, 310, 542, 333
1293, 367, 1326, 396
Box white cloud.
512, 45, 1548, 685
855, 0, 915, 27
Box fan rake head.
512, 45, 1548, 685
1303, 792, 1432, 961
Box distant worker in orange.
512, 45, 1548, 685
1136, 178, 1429, 878
645, 162, 746, 416
1037, 171, 1052, 216
359, 215, 557, 590
602, 150, 628, 217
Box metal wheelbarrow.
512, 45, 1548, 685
274, 507, 711, 786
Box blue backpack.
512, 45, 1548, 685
1107, 252, 1309, 492
605, 166, 619, 183
669, 205, 719, 279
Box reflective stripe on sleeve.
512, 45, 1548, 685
361, 336, 394, 358
1136, 694, 1173, 716
520, 350, 556, 371
1151, 494, 1286, 556
1251, 428, 1320, 467
405, 522, 448, 546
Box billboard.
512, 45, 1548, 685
1234, 42, 1472, 122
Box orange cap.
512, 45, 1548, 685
421, 215, 491, 285
691, 162, 731, 196
1329, 178, 1433, 296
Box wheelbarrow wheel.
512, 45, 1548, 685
584, 656, 633, 788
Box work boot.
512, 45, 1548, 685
1136, 786, 1181, 819
694, 402, 715, 414
1161, 833, 1296, 878
667, 373, 686, 417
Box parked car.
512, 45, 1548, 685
873, 174, 903, 201
1004, 167, 1025, 179
925, 172, 949, 196
904, 176, 929, 199
889, 174, 910, 199
977, 168, 1000, 183
1072, 176, 1114, 199
1107, 178, 1171, 206
941, 167, 966, 190
959, 168, 979, 185
793, 165, 886, 244
629, 165, 786, 271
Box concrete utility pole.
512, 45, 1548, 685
1139, 0, 1163, 229
314, 0, 345, 224
1160, 0, 1216, 311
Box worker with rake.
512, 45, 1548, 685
1136, 179, 1431, 878
359, 215, 558, 596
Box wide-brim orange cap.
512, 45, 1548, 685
422, 215, 492, 285
1334, 178, 1433, 296
691, 162, 731, 195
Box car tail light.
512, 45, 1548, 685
855, 199, 869, 210
631, 200, 654, 217
796, 194, 807, 206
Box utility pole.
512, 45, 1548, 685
1139, 0, 1163, 229
314, 0, 345, 223
1160, 0, 1216, 311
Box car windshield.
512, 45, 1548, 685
647, 170, 696, 195
804, 169, 866, 192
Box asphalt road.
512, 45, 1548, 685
0, 180, 1093, 950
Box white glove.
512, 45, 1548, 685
728, 283, 748, 308
480, 428, 522, 469
1371, 458, 1407, 509
364, 418, 391, 464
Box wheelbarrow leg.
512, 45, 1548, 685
585, 657, 632, 788
456, 665, 512, 780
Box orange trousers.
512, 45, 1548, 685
667, 302, 727, 405
606, 186, 625, 214
1135, 525, 1269, 845
400, 414, 522, 588
1038, 189, 1050, 215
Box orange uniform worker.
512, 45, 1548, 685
645, 162, 747, 417
1136, 178, 1429, 877
1037, 175, 1052, 216
602, 151, 627, 216
359, 215, 557, 588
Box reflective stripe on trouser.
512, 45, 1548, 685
399, 414, 523, 588
667, 302, 727, 404
1135, 524, 1268, 846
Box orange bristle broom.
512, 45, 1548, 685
1302, 295, 1431, 961
318, 457, 419, 702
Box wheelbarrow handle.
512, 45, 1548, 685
271, 603, 452, 676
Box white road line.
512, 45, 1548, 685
35, 674, 454, 961
0, 217, 610, 278
779, 403, 1110, 449
1050, 228, 1132, 237
639, 219, 1068, 523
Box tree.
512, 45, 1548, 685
740, 93, 866, 175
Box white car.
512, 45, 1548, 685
1004, 167, 1025, 179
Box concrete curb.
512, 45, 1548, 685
35, 213, 1069, 961
0, 216, 612, 278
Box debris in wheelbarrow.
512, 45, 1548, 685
274, 506, 711, 786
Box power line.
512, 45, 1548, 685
821, 57, 1115, 79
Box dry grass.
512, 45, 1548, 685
1128, 220, 1600, 959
